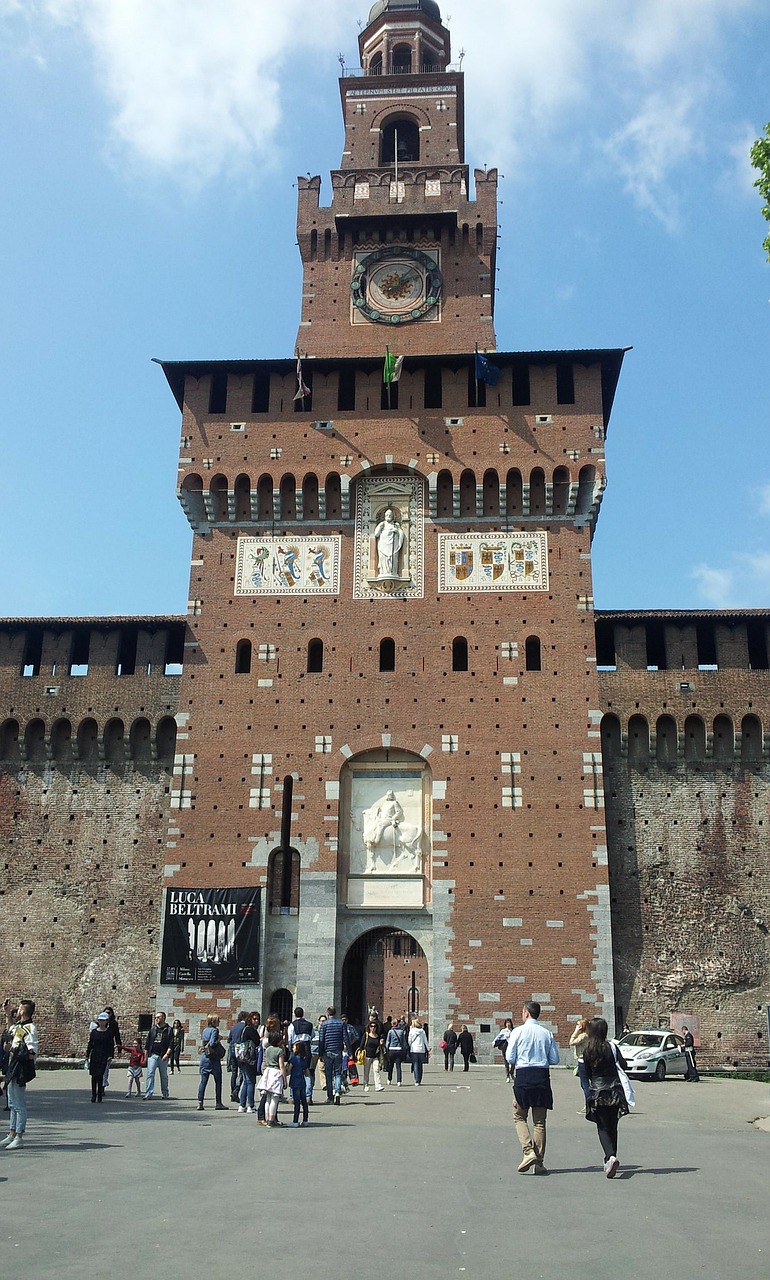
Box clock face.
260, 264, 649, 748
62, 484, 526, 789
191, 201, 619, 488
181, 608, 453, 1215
351, 248, 442, 325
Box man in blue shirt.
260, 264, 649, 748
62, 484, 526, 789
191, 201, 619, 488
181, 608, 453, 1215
317, 1007, 351, 1104
506, 1001, 560, 1174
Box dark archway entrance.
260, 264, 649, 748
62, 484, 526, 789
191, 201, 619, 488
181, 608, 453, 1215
341, 929, 427, 1028
269, 987, 293, 1024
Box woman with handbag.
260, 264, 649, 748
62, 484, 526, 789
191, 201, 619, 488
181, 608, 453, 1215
583, 1017, 634, 1178
441, 1023, 458, 1071
197, 1016, 228, 1111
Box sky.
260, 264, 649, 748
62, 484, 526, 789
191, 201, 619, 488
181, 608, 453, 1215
1, 0, 769, 618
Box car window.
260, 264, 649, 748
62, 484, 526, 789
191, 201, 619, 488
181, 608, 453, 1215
620, 1033, 662, 1048
664, 1037, 678, 1050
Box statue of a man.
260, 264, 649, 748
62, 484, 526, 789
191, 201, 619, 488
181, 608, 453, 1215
374, 508, 405, 578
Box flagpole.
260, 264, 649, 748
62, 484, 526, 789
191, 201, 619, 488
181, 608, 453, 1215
394, 129, 399, 192
474, 342, 479, 408
386, 345, 392, 410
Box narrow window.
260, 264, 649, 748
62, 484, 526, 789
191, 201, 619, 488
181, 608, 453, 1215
235, 639, 252, 674
307, 639, 324, 673
511, 363, 530, 406
747, 619, 769, 670
424, 364, 442, 409
21, 629, 43, 678
645, 622, 667, 671
69, 630, 90, 677
251, 368, 270, 413
452, 637, 469, 671
556, 362, 575, 404
208, 372, 228, 414
595, 620, 617, 671
116, 628, 138, 677
164, 627, 184, 677
696, 620, 718, 670
380, 638, 396, 672
525, 636, 541, 671
338, 367, 356, 411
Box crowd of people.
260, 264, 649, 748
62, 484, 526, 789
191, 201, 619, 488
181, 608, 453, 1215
3, 996, 652, 1175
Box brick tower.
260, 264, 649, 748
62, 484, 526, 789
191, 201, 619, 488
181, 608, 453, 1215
158, 0, 626, 1050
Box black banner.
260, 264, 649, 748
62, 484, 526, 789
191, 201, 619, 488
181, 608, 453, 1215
160, 887, 261, 985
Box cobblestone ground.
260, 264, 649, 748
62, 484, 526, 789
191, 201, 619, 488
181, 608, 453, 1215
1, 1066, 767, 1278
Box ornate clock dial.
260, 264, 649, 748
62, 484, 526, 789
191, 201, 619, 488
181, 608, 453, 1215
351, 247, 442, 325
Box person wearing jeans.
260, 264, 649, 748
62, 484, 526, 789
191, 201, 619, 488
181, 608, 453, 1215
408, 1018, 429, 1086
318, 1007, 349, 1104
144, 1011, 173, 1100
385, 1021, 407, 1085
1, 1000, 38, 1152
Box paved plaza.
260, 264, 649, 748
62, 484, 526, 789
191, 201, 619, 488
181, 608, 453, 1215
2, 1065, 767, 1277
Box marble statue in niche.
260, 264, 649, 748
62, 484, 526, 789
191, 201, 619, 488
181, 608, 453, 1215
374, 508, 406, 579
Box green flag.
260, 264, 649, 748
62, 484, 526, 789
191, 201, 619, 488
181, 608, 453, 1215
383, 350, 404, 384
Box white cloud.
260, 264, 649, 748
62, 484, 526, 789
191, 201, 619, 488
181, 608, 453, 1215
0, 0, 763, 212
605, 90, 700, 232
5, 0, 351, 185
757, 483, 770, 516
693, 551, 770, 607
451, 0, 760, 226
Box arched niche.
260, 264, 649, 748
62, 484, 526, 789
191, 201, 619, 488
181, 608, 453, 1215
339, 748, 432, 910
627, 714, 650, 763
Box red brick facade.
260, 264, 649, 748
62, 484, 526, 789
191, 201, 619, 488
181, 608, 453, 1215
1, 2, 768, 1067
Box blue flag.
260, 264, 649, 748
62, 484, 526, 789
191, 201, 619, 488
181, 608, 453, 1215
475, 351, 501, 387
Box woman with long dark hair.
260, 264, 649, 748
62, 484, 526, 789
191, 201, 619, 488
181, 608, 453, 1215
583, 1017, 632, 1178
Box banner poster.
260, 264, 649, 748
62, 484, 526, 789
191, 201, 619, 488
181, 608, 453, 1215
160, 887, 261, 985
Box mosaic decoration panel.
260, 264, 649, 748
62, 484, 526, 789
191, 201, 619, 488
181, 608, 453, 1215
234, 536, 341, 596
438, 532, 549, 593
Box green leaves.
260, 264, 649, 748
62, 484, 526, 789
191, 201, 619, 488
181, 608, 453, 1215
750, 122, 770, 261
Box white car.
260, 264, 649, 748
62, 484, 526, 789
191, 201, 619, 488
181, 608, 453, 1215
616, 1030, 688, 1081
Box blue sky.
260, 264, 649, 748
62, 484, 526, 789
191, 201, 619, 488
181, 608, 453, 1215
1, 0, 768, 618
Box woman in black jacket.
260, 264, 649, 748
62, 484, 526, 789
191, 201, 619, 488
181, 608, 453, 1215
86, 1012, 118, 1102
583, 1017, 631, 1178
442, 1023, 458, 1071
457, 1025, 475, 1072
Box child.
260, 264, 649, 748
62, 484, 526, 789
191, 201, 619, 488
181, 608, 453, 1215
125, 1037, 146, 1097
287, 1041, 310, 1127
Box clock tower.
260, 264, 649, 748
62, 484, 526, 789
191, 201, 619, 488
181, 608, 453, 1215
296, 0, 498, 357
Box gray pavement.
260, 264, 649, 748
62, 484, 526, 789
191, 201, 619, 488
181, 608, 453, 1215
1, 1065, 768, 1278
